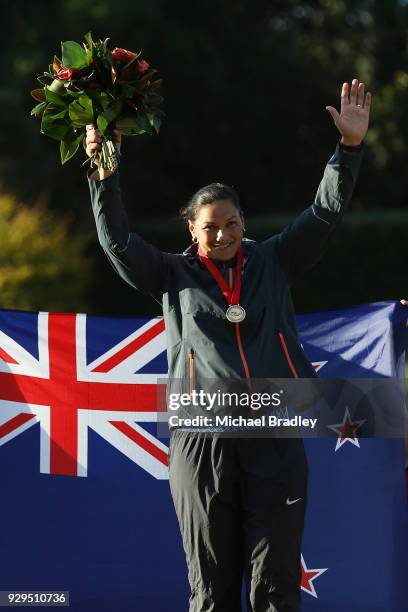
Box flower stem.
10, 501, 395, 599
98, 136, 121, 171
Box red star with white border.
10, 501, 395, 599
300, 554, 328, 598
327, 407, 366, 452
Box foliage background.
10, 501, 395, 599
0, 0, 407, 321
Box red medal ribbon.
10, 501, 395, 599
198, 246, 243, 307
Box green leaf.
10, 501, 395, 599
152, 114, 162, 134
31, 88, 46, 102
96, 100, 122, 134
45, 87, 67, 108
30, 101, 47, 116
50, 109, 68, 120
99, 92, 112, 110
135, 112, 153, 135
41, 106, 70, 141
65, 88, 84, 98
48, 78, 67, 95
60, 132, 84, 164
116, 113, 146, 135
68, 94, 94, 127
84, 32, 94, 49
120, 84, 137, 98
97, 114, 108, 134
61, 40, 90, 70
102, 38, 110, 54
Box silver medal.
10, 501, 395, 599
226, 304, 246, 323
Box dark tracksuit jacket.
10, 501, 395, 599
88, 142, 363, 612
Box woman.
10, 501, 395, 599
85, 79, 370, 612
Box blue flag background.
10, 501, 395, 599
0, 301, 407, 611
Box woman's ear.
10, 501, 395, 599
188, 220, 195, 240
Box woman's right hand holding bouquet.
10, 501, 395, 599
85, 124, 122, 180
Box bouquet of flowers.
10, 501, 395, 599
30, 32, 164, 170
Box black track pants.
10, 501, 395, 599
168, 431, 308, 612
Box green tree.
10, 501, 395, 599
0, 192, 92, 311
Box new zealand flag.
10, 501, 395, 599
0, 302, 406, 611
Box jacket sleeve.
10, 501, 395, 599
260, 143, 363, 283
88, 171, 171, 303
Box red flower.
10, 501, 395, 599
56, 67, 75, 80
111, 47, 137, 62
136, 59, 150, 73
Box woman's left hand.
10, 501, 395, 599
326, 79, 371, 146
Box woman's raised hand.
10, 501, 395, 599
85, 124, 102, 159
85, 124, 122, 179
326, 79, 371, 146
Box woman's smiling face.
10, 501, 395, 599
188, 199, 244, 261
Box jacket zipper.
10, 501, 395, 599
188, 349, 195, 395
278, 332, 299, 378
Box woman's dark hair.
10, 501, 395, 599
180, 182, 243, 223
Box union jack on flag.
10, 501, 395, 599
0, 310, 169, 479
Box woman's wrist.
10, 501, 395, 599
98, 168, 115, 180
88, 167, 116, 181
340, 137, 363, 148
